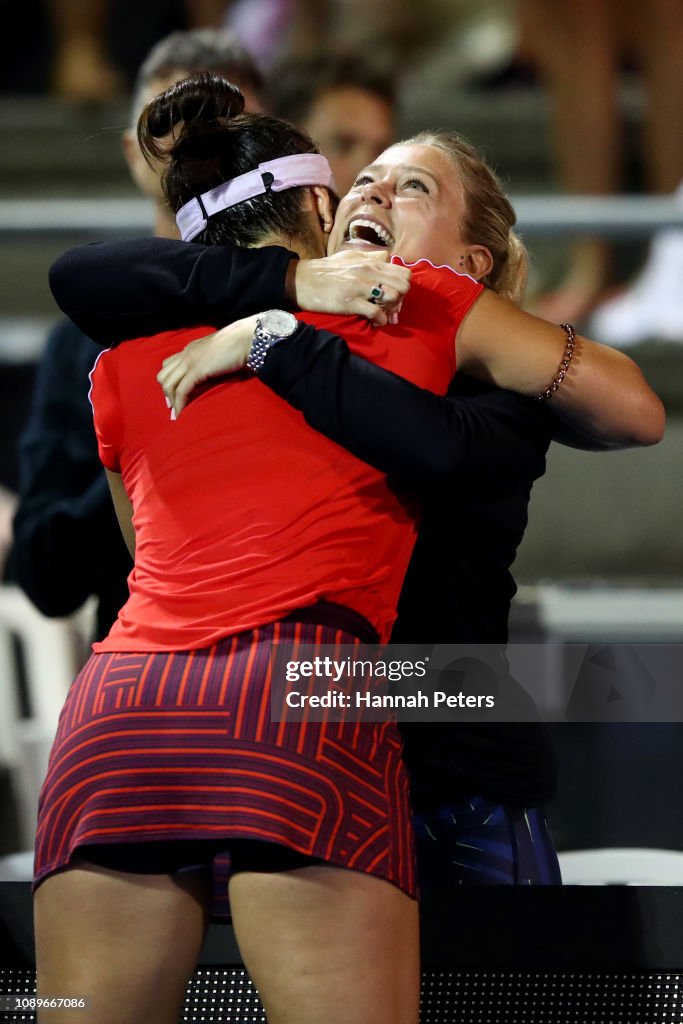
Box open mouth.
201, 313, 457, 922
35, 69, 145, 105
344, 218, 395, 248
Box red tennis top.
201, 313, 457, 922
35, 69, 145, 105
89, 258, 483, 650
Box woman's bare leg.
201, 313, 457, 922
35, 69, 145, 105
34, 861, 210, 1024
625, 0, 683, 194
580, 0, 683, 343
229, 864, 420, 1024
519, 0, 620, 321
46, 0, 125, 102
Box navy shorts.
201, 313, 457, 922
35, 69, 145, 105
414, 796, 562, 887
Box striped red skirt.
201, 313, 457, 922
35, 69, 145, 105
33, 617, 416, 916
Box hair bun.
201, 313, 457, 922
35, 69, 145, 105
140, 71, 245, 156
172, 71, 245, 125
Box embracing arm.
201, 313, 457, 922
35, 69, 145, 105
48, 238, 296, 346
48, 240, 407, 347
457, 289, 666, 448
260, 328, 550, 485
158, 317, 550, 487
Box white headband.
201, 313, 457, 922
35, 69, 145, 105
176, 153, 336, 241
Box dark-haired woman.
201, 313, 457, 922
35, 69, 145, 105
35, 74, 663, 1024
31, 75, 453, 1024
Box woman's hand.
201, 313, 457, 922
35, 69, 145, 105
288, 251, 412, 325
157, 314, 259, 417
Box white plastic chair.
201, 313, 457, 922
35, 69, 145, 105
559, 847, 683, 885
0, 584, 94, 848
0, 849, 34, 881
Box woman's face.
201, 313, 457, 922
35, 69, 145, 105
327, 142, 470, 266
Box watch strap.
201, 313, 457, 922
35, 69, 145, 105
246, 313, 298, 373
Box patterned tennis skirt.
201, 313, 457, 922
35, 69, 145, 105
33, 615, 416, 916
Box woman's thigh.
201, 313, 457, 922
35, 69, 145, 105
34, 860, 210, 1024
228, 863, 420, 1024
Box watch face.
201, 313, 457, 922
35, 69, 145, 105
260, 309, 298, 338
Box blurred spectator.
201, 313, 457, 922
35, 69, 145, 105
7, 27, 265, 641
0, 0, 236, 97
48, 0, 233, 101
270, 51, 397, 195
47, 0, 129, 102
518, 0, 683, 328
126, 28, 266, 235
222, 0, 296, 70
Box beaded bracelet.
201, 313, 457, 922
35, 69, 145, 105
536, 322, 576, 401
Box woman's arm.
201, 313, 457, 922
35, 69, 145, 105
48, 239, 295, 346
261, 333, 552, 486
49, 239, 663, 448
157, 318, 552, 487
105, 469, 135, 558
48, 240, 410, 346
457, 289, 665, 447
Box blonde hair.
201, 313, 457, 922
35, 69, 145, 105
405, 130, 528, 304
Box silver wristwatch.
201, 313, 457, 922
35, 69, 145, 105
246, 309, 299, 372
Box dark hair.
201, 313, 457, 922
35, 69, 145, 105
138, 72, 331, 247
270, 51, 397, 126
130, 28, 267, 125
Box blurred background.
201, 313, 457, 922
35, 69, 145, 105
1, 0, 682, 865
